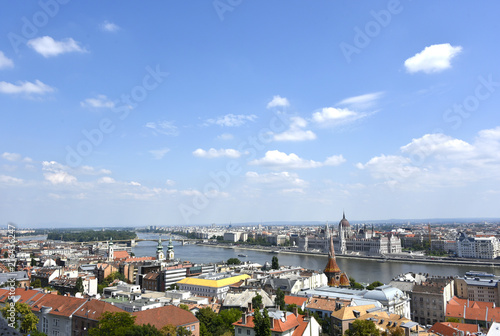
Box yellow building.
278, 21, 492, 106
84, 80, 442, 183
177, 273, 250, 300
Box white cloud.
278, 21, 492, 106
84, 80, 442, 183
44, 171, 77, 185
267, 95, 290, 108
166, 179, 175, 186
98, 176, 115, 184
205, 114, 257, 127
312, 107, 357, 124
101, 21, 120, 32
193, 148, 243, 159
27, 36, 87, 57
145, 121, 179, 136
250, 150, 345, 169
272, 116, 316, 142
79, 166, 111, 175
81, 95, 115, 109
246, 171, 307, 187
129, 181, 141, 186
149, 148, 170, 160
404, 43, 462, 74
0, 80, 54, 95
217, 133, 234, 140
338, 92, 384, 110
357, 126, 500, 188
0, 175, 23, 185
0, 51, 14, 69
2, 152, 22, 162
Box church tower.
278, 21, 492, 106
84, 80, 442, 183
167, 235, 175, 261
156, 236, 165, 261
107, 238, 114, 261
324, 214, 350, 287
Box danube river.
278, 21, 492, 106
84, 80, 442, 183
133, 233, 500, 284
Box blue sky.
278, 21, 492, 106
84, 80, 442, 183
1, 1, 500, 228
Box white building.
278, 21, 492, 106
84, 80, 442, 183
457, 232, 499, 259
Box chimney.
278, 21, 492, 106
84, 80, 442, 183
248, 302, 252, 312
270, 317, 274, 329
293, 306, 298, 317
242, 313, 247, 325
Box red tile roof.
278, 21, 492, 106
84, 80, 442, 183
285, 296, 308, 307
446, 296, 500, 322
132, 305, 199, 329
113, 251, 130, 260
0, 288, 44, 305
234, 312, 301, 333
123, 257, 155, 262
429, 322, 479, 336
31, 294, 87, 317
73, 299, 126, 321
291, 315, 309, 336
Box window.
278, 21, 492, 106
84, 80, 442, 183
191, 326, 195, 331
42, 318, 48, 333
247, 330, 250, 335
54, 318, 59, 327
238, 328, 242, 334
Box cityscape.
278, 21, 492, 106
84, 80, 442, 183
2, 1, 500, 336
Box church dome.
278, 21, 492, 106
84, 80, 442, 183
339, 212, 350, 228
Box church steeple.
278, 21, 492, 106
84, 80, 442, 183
156, 235, 165, 261
167, 235, 174, 261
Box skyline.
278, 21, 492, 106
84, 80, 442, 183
1, 2, 500, 228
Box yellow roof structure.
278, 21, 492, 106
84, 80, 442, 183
331, 304, 377, 321
177, 274, 250, 288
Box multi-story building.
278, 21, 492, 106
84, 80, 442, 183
411, 277, 455, 326
456, 232, 499, 259
177, 272, 250, 300
455, 276, 500, 306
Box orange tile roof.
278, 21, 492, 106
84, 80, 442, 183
113, 251, 130, 260
73, 299, 126, 321
285, 296, 308, 307
429, 322, 479, 336
0, 288, 44, 305
291, 315, 308, 336
31, 294, 87, 317
446, 296, 500, 322
123, 257, 155, 262
132, 305, 199, 329
234, 312, 301, 333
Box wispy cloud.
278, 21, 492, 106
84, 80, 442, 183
338, 92, 384, 110
149, 148, 170, 160
267, 95, 290, 108
81, 94, 115, 109
0, 80, 54, 96
404, 43, 462, 74
0, 51, 14, 69
27, 36, 87, 57
101, 21, 120, 32
145, 121, 179, 136
250, 150, 345, 169
205, 114, 257, 127
193, 148, 243, 159
246, 171, 307, 188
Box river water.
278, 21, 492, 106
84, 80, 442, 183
133, 233, 500, 284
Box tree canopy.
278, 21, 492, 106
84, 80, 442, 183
253, 309, 271, 336
271, 256, 279, 270
47, 229, 136, 242
196, 307, 241, 336
0, 301, 39, 333
275, 288, 285, 310
366, 281, 384, 290
346, 319, 380, 336
226, 258, 241, 265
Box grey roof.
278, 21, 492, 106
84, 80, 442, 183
223, 289, 274, 308
0, 271, 29, 284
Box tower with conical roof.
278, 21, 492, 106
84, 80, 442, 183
167, 235, 174, 261
156, 235, 165, 261
324, 214, 350, 287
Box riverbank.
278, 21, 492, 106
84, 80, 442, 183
197, 243, 500, 267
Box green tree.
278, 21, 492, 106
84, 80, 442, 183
125, 324, 163, 336
275, 288, 285, 310
271, 256, 279, 270
31, 257, 37, 266
75, 277, 84, 293
227, 258, 241, 265
89, 311, 137, 336
177, 326, 192, 336
3, 251, 8, 258
179, 304, 190, 311
169, 284, 179, 290
252, 293, 263, 309
31, 278, 42, 288
445, 317, 461, 323
345, 320, 380, 336
161, 324, 177, 336
0, 301, 39, 333
254, 309, 271, 336
349, 277, 364, 290
366, 281, 384, 290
